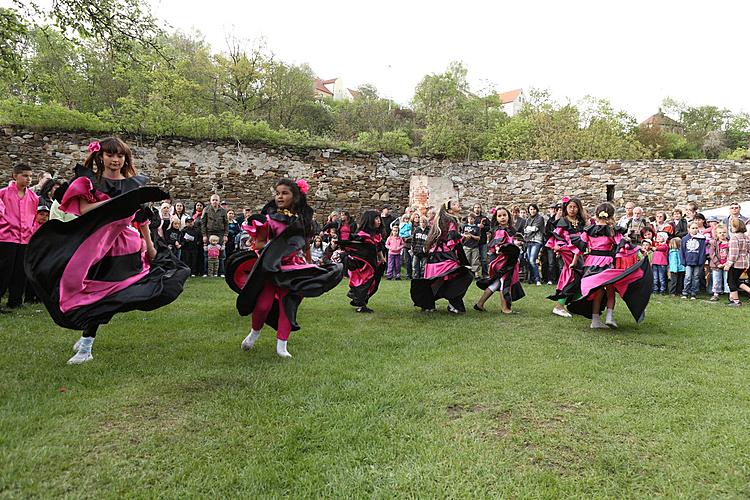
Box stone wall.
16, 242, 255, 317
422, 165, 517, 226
2, 126, 749, 218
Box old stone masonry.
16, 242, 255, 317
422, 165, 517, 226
2, 127, 749, 216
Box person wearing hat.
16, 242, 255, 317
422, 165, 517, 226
24, 203, 51, 304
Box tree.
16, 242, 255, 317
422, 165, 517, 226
412, 61, 505, 159
13, 0, 166, 61
0, 7, 28, 81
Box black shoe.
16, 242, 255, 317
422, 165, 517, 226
395, 277, 401, 280
473, 304, 486, 312
356, 306, 373, 313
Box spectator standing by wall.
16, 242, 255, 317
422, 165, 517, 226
462, 212, 482, 279
202, 194, 228, 276
0, 164, 39, 310
522, 203, 545, 286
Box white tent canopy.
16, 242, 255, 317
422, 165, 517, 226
701, 200, 750, 219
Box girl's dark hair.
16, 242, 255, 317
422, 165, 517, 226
694, 212, 706, 222
193, 201, 204, 212
594, 202, 615, 220
425, 200, 458, 250
40, 178, 63, 200
173, 202, 186, 216
83, 137, 136, 178
491, 206, 514, 229
358, 210, 381, 235
563, 197, 587, 226
527, 203, 539, 213
341, 211, 351, 223
272, 178, 314, 239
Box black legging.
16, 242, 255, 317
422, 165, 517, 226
83, 325, 99, 338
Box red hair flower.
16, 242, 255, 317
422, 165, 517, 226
87, 141, 100, 153
561, 196, 571, 204
296, 179, 309, 194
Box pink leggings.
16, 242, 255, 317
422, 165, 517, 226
251, 281, 292, 340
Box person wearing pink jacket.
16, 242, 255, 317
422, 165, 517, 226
0, 164, 39, 310
385, 226, 405, 280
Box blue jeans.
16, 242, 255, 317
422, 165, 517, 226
683, 265, 702, 297
652, 264, 667, 293
526, 242, 542, 284
479, 243, 488, 277
711, 269, 729, 294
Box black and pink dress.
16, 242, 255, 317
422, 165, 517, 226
410, 221, 473, 312
24, 166, 190, 331
235, 205, 344, 340
339, 230, 385, 308
566, 224, 652, 322
477, 227, 525, 307
546, 218, 584, 303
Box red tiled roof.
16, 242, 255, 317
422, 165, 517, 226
314, 78, 334, 95
498, 88, 522, 104
348, 88, 359, 99
641, 112, 681, 127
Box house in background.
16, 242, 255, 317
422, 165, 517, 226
314, 78, 358, 101
498, 88, 526, 117
640, 109, 685, 135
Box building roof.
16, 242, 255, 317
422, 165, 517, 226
498, 88, 522, 104
313, 78, 334, 96
641, 111, 682, 128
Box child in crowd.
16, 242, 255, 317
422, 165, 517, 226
180, 217, 202, 276
226, 209, 241, 257
310, 235, 327, 265
399, 213, 416, 279
668, 237, 685, 296
680, 222, 707, 299
204, 234, 223, 277
385, 226, 405, 280
0, 163, 39, 311
640, 227, 655, 246
640, 239, 653, 260
165, 216, 182, 259
708, 224, 730, 301
462, 212, 482, 279
652, 232, 669, 294
411, 216, 429, 279
25, 203, 50, 304
724, 218, 750, 307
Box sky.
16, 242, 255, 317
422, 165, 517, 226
15, 0, 750, 121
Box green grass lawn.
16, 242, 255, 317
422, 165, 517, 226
1, 278, 749, 497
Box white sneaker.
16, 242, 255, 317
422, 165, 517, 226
591, 320, 610, 329
605, 319, 618, 329
276, 340, 292, 359
536, 282, 542, 286
73, 339, 81, 352
553, 308, 572, 318
241, 330, 260, 350
67, 351, 93, 364
447, 305, 462, 315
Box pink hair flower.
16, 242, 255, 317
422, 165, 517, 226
561, 196, 571, 204
87, 141, 100, 153
490, 207, 497, 215
296, 178, 309, 194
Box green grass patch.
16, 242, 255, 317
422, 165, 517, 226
1, 280, 749, 496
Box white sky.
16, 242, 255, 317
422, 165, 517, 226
12, 0, 750, 121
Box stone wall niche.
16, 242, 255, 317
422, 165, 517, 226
409, 175, 459, 213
